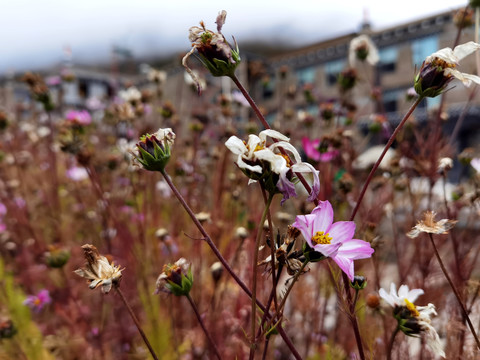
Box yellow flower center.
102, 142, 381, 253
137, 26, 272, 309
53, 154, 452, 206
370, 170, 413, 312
433, 58, 456, 70
311, 231, 332, 245
404, 299, 419, 317
254, 144, 265, 152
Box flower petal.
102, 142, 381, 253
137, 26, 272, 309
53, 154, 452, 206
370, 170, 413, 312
331, 255, 355, 281
291, 162, 320, 202
452, 41, 480, 61
379, 287, 395, 307
445, 68, 480, 86
311, 201, 334, 234
302, 137, 321, 161
277, 168, 297, 205
313, 242, 341, 258
328, 221, 355, 244
246, 134, 262, 158
337, 238, 374, 260
254, 149, 287, 173
225, 136, 247, 155
259, 129, 290, 142
292, 213, 317, 248
269, 141, 302, 163
235, 155, 263, 173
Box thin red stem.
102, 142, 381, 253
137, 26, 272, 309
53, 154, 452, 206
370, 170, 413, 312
115, 287, 159, 360
160, 169, 302, 359
349, 96, 423, 222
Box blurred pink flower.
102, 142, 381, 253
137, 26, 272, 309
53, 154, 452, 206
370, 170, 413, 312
23, 289, 51, 313
86, 97, 105, 111
292, 200, 374, 280
65, 110, 92, 126
302, 137, 339, 162
66, 166, 89, 181
45, 75, 61, 86
0, 203, 6, 216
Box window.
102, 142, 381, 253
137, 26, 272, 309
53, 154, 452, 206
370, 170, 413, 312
378, 46, 398, 73
411, 35, 438, 68
296, 66, 317, 86
382, 89, 401, 113
324, 59, 345, 86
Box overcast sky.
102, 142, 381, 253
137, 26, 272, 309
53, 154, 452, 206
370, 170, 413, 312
1, 0, 469, 73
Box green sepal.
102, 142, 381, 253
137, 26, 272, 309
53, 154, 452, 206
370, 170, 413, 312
302, 243, 326, 263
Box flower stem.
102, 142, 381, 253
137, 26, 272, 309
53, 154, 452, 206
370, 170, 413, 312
186, 293, 222, 360
263, 261, 309, 333
114, 286, 159, 360
340, 271, 366, 360
386, 326, 400, 360
250, 192, 274, 354
159, 169, 302, 359
349, 96, 424, 222
428, 233, 480, 350
230, 74, 270, 130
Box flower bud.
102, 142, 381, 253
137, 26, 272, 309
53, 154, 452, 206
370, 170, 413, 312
155, 258, 193, 296
453, 7, 473, 29
350, 275, 367, 290
210, 262, 223, 283
45, 245, 70, 268
21, 72, 54, 111
414, 60, 453, 98
366, 293, 380, 309
0, 318, 17, 339
134, 128, 175, 172
337, 68, 358, 92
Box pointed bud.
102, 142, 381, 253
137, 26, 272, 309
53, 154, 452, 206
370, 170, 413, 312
134, 128, 175, 172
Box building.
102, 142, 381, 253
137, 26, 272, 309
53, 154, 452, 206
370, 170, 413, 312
250, 7, 479, 149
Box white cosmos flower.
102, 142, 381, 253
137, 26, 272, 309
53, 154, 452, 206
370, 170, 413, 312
426, 41, 480, 87
349, 34, 379, 67
380, 283, 445, 358
225, 129, 319, 204
119, 86, 142, 103
416, 304, 446, 358
379, 283, 424, 307
225, 129, 289, 173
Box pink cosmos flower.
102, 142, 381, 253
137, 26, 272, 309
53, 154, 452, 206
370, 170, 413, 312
292, 200, 374, 280
302, 137, 339, 162
66, 166, 89, 181
0, 203, 6, 216
23, 289, 51, 313
65, 110, 92, 126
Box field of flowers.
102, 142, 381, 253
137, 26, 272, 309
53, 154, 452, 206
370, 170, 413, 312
1, 6, 480, 360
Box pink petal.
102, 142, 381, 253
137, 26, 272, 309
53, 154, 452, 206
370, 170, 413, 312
331, 255, 355, 281
302, 137, 321, 161
328, 221, 355, 244
292, 214, 317, 248
337, 238, 374, 260
313, 242, 341, 257
311, 201, 333, 234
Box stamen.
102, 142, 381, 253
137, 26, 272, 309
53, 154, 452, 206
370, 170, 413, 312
312, 231, 332, 245
404, 299, 420, 317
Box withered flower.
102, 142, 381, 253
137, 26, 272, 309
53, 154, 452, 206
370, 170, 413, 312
407, 211, 457, 238
74, 244, 123, 294
182, 10, 240, 93
258, 226, 305, 276
155, 258, 193, 296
